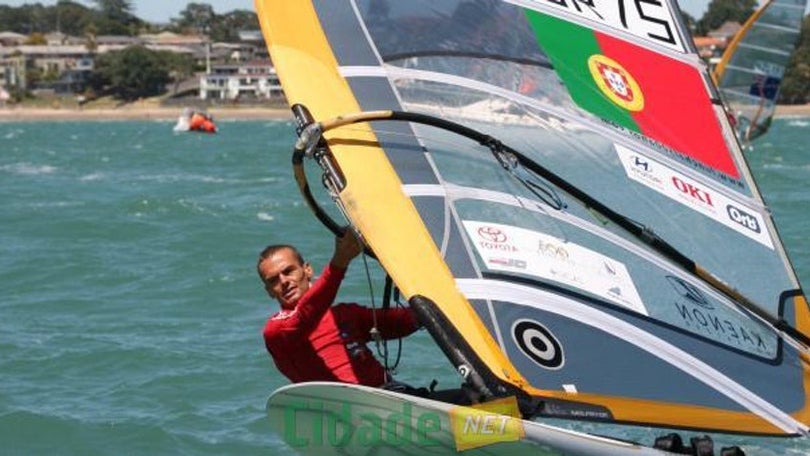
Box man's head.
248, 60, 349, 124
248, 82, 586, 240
257, 245, 314, 310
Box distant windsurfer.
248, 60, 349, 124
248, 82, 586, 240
258, 231, 420, 387
174, 107, 217, 133
189, 110, 217, 133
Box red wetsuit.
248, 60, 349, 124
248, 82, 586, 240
263, 263, 419, 387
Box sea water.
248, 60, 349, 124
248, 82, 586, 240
1, 118, 809, 455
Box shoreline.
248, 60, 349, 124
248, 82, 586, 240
2, 103, 810, 122
0, 105, 293, 122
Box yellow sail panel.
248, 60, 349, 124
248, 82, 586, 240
254, 0, 528, 390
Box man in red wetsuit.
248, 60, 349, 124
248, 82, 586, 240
258, 231, 420, 387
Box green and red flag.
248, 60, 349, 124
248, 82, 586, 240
525, 11, 739, 179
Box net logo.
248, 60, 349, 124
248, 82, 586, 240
726, 204, 761, 233
449, 396, 525, 451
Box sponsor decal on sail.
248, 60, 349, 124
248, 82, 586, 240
615, 143, 774, 249
464, 220, 647, 315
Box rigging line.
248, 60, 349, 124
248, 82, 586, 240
293, 107, 810, 350
361, 250, 391, 377
381, 275, 403, 372
517, 169, 566, 210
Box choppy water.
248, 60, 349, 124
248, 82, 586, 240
1, 118, 809, 455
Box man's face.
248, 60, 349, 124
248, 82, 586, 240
258, 248, 313, 310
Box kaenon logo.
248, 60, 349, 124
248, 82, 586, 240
511, 320, 564, 370
666, 276, 714, 309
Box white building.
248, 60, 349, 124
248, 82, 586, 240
199, 60, 283, 101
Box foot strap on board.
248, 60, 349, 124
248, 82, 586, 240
653, 432, 745, 455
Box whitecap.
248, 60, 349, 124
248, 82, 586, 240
133, 173, 226, 184
3, 129, 24, 139
29, 201, 84, 209
0, 162, 57, 175
256, 212, 274, 222
80, 173, 105, 182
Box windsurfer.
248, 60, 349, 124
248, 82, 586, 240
258, 231, 420, 387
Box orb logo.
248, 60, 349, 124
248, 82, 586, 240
512, 320, 564, 370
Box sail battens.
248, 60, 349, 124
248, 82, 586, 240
725, 63, 787, 76
722, 87, 777, 103
751, 21, 801, 34
458, 278, 809, 434
339, 65, 388, 78
737, 42, 793, 57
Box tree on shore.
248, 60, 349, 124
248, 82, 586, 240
780, 15, 810, 104
91, 46, 172, 101
695, 0, 757, 36
91, 0, 143, 35
170, 4, 258, 42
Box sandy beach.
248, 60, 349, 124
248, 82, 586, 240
2, 103, 810, 122
773, 104, 810, 117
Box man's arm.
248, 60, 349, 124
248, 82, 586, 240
376, 307, 420, 340
329, 229, 363, 269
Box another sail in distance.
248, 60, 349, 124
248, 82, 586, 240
256, 0, 810, 441
714, 0, 807, 144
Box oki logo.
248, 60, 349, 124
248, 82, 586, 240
671, 177, 714, 207
727, 204, 761, 233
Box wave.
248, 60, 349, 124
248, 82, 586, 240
787, 119, 810, 128
0, 162, 57, 175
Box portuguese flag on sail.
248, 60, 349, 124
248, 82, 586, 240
525, 12, 739, 179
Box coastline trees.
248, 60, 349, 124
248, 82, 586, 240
90, 46, 193, 101
695, 0, 757, 36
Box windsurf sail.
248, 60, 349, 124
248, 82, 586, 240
713, 0, 807, 144
256, 0, 810, 439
